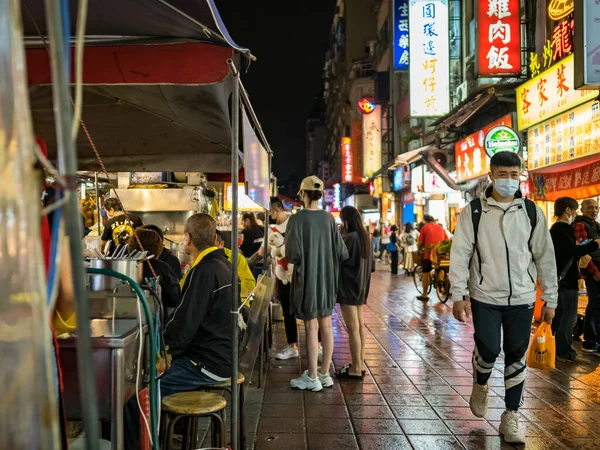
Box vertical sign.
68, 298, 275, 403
341, 137, 353, 182
394, 0, 410, 70
409, 0, 450, 117
362, 106, 382, 177
351, 120, 364, 182
477, 0, 521, 76
575, 0, 600, 88
332, 183, 341, 211
242, 108, 270, 209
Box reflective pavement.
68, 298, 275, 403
253, 265, 600, 449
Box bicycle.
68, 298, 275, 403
412, 244, 451, 303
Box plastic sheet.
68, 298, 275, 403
0, 0, 61, 447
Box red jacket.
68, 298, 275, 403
573, 222, 600, 278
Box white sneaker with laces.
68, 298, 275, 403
469, 381, 489, 418
318, 371, 334, 388
290, 370, 323, 391
499, 410, 526, 444
275, 345, 299, 360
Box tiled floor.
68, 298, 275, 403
252, 265, 600, 449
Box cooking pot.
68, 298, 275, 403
88, 259, 143, 292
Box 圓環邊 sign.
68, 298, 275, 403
409, 0, 450, 117
533, 158, 600, 202
527, 99, 600, 170
477, 0, 521, 76
516, 55, 598, 130
341, 137, 353, 183
394, 0, 410, 70
484, 125, 520, 158
454, 114, 513, 182
362, 106, 382, 177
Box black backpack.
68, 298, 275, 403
469, 198, 537, 276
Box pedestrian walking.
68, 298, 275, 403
400, 222, 419, 275
336, 206, 374, 379
389, 225, 400, 274
286, 176, 349, 391
573, 199, 600, 353
417, 215, 446, 300
551, 197, 600, 362
372, 226, 381, 255
449, 151, 557, 445
380, 225, 391, 261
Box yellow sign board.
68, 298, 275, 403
516, 55, 598, 130
527, 100, 600, 170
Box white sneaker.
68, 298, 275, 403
499, 410, 526, 444
290, 370, 323, 392
318, 346, 323, 364
469, 381, 489, 418
275, 345, 299, 360
318, 371, 334, 388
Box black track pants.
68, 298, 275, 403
471, 299, 534, 411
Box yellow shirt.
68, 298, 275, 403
179, 246, 219, 289
222, 247, 256, 299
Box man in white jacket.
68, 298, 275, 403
449, 151, 557, 445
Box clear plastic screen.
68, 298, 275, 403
0, 0, 61, 447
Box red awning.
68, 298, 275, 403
530, 156, 600, 201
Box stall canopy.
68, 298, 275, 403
22, 0, 256, 172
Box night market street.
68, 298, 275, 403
251, 265, 600, 450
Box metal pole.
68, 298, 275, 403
94, 171, 101, 232
228, 59, 240, 450
262, 153, 272, 270
44, 1, 100, 449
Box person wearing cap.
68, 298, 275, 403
286, 176, 349, 391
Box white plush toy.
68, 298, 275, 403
269, 231, 293, 284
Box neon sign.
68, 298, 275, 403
478, 0, 521, 76
393, 0, 410, 70
357, 98, 376, 114
333, 183, 341, 211
548, 0, 574, 21
341, 137, 353, 183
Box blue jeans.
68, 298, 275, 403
373, 237, 381, 254
124, 358, 220, 449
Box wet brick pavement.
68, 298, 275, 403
252, 265, 600, 449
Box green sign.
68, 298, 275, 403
484, 125, 520, 158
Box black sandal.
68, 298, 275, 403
336, 364, 366, 379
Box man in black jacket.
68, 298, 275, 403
125, 213, 233, 448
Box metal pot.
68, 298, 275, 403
88, 259, 143, 292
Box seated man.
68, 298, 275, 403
125, 213, 233, 449
142, 224, 182, 280
215, 230, 256, 300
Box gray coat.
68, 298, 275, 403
285, 209, 349, 320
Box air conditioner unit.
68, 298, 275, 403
456, 81, 468, 103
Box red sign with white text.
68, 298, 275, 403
478, 0, 521, 76
341, 137, 353, 183
532, 158, 600, 201
454, 114, 513, 182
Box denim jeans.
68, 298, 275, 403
373, 237, 381, 254
124, 358, 220, 449
552, 289, 578, 359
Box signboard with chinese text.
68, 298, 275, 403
351, 121, 364, 182
409, 0, 450, 117
516, 55, 598, 130
411, 165, 455, 193
454, 114, 513, 182
527, 100, 600, 170
394, 0, 410, 70
362, 106, 382, 177
532, 158, 600, 202
477, 0, 521, 76
393, 168, 404, 191
574, 0, 600, 88
341, 137, 353, 183
243, 108, 270, 209
332, 184, 341, 211
372, 177, 383, 198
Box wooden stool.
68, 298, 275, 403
201, 372, 245, 449
161, 391, 227, 450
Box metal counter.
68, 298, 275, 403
58, 319, 146, 450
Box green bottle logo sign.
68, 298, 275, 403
484, 125, 520, 158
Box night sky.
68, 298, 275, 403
217, 0, 337, 183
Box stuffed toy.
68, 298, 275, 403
269, 231, 293, 284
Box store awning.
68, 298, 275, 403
23, 0, 255, 173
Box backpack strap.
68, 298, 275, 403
524, 198, 537, 256
470, 198, 483, 284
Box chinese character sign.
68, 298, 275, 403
332, 184, 341, 211
533, 159, 600, 202
351, 120, 364, 182
527, 100, 600, 171
454, 114, 513, 182
394, 0, 410, 70
515, 55, 598, 130
409, 0, 450, 117
478, 0, 521, 76
341, 137, 353, 183
362, 106, 382, 177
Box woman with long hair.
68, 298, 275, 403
400, 222, 419, 275
286, 176, 349, 391
336, 206, 374, 379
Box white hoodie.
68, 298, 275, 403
449, 191, 558, 308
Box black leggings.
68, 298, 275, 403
278, 280, 298, 345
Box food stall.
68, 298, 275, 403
6, 1, 274, 450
